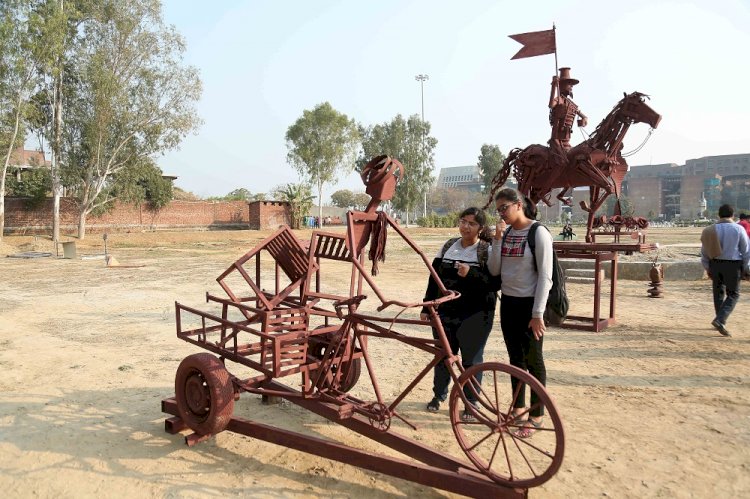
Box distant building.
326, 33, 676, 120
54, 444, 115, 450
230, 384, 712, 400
623, 153, 750, 220
7, 147, 50, 181
436, 165, 482, 192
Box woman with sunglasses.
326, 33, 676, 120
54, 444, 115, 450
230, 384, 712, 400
488, 187, 553, 438
420, 207, 499, 421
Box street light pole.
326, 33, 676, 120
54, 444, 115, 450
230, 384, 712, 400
415, 74, 429, 219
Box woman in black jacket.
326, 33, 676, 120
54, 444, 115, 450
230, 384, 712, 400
420, 207, 499, 421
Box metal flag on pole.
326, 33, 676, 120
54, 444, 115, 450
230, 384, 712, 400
509, 25, 559, 97
508, 27, 556, 60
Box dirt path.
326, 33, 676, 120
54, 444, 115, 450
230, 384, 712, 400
0, 228, 748, 498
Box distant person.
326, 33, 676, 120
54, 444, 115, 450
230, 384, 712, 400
738, 213, 750, 239
700, 204, 750, 337
560, 223, 575, 241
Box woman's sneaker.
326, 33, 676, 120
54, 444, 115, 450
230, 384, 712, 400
426, 397, 441, 412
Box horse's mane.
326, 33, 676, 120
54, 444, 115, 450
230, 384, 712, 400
587, 93, 634, 152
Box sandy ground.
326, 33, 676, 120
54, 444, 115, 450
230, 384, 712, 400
0, 227, 748, 498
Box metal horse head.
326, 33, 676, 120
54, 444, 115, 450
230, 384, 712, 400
619, 92, 661, 129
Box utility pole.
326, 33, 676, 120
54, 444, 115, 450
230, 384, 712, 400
415, 74, 429, 219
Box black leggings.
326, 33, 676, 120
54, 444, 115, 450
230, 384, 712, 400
500, 294, 547, 417
432, 308, 494, 403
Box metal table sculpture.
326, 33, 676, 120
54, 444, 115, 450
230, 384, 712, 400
162, 155, 565, 497
487, 73, 661, 242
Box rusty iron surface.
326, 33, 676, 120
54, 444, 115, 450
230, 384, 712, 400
488, 88, 661, 243
162, 397, 527, 498
165, 155, 567, 493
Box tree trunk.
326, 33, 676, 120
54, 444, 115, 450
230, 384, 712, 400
51, 68, 63, 243
0, 91, 25, 241
317, 181, 323, 228
78, 210, 86, 240
0, 174, 6, 241
50, 0, 65, 244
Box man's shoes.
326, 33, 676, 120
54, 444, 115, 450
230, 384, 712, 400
426, 397, 441, 412
711, 319, 732, 337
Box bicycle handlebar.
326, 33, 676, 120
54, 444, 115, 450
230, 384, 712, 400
376, 290, 460, 312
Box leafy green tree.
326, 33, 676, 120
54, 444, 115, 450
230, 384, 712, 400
429, 186, 479, 215
107, 158, 173, 211
352, 192, 369, 210
477, 144, 506, 195
6, 165, 52, 208
598, 194, 634, 218
60, 0, 202, 239
27, 0, 87, 242
275, 182, 314, 229
285, 102, 359, 225
330, 189, 355, 209
0, 0, 38, 240
224, 188, 252, 201
172, 186, 200, 201
207, 188, 265, 202
359, 114, 436, 224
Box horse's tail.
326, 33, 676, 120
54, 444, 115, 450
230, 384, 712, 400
483, 148, 521, 209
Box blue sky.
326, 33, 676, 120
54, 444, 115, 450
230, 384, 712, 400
159, 0, 750, 201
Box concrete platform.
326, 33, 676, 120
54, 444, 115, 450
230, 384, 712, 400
559, 259, 705, 281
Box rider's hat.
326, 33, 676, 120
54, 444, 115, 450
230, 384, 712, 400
558, 67, 579, 85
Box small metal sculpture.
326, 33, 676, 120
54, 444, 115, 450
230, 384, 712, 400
647, 251, 664, 298
163, 155, 565, 497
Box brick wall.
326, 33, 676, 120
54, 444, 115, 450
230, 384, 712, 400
249, 201, 292, 230
3, 197, 291, 235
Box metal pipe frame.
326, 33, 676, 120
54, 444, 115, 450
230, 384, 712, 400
161, 395, 527, 499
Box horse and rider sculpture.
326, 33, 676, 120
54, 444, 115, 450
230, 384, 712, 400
487, 67, 662, 242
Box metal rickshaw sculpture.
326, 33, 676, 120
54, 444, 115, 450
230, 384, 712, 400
162, 156, 565, 497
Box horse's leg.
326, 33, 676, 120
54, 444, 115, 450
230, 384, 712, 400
577, 158, 615, 192
541, 191, 553, 206
585, 186, 605, 243
613, 197, 622, 216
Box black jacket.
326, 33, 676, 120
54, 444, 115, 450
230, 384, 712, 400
421, 242, 498, 318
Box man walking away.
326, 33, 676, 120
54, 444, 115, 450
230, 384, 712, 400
700, 204, 750, 337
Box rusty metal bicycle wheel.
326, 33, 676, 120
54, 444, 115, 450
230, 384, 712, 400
308, 331, 362, 392
449, 362, 565, 488
175, 353, 235, 435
